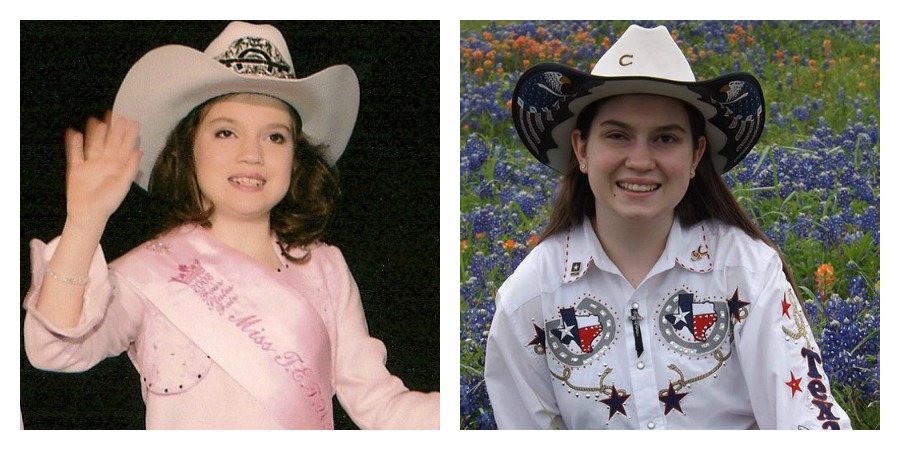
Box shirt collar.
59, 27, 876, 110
559, 217, 715, 284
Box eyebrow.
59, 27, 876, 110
598, 119, 688, 134
205, 116, 293, 132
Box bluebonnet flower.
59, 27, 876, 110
836, 188, 852, 209
791, 213, 814, 239
859, 206, 878, 233
808, 293, 880, 401
791, 105, 810, 122
461, 135, 491, 179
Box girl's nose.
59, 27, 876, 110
238, 139, 263, 164
625, 140, 655, 171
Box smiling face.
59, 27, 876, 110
571, 94, 705, 230
193, 93, 296, 227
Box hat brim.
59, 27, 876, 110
512, 63, 765, 174
112, 45, 359, 190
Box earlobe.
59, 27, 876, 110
571, 130, 588, 173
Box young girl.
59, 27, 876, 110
484, 24, 850, 430
22, 21, 439, 430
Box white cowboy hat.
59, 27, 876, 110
113, 21, 360, 190
512, 24, 765, 174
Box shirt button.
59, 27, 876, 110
637, 362, 645, 370
631, 302, 639, 309
647, 421, 656, 429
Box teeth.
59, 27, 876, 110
229, 177, 265, 187
618, 182, 659, 192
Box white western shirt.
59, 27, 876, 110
485, 217, 851, 430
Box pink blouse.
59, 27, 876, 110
23, 226, 439, 429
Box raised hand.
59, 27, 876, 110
34, 113, 141, 328
64, 112, 142, 226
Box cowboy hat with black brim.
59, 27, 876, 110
113, 21, 360, 190
511, 24, 765, 174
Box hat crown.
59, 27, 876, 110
204, 21, 296, 79
592, 25, 695, 82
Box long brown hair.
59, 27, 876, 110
148, 93, 340, 261
539, 96, 801, 290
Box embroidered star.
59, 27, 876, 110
727, 287, 750, 322
658, 382, 688, 415
527, 323, 546, 348
557, 322, 576, 341
673, 308, 691, 328
781, 294, 792, 319
785, 371, 803, 397
600, 384, 630, 419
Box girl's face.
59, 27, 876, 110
193, 94, 295, 226
572, 94, 705, 229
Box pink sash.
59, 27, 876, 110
113, 225, 333, 429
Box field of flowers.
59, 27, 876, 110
460, 20, 879, 430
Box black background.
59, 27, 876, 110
20, 20, 440, 430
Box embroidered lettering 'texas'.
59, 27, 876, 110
800, 347, 842, 429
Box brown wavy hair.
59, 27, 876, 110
538, 96, 800, 292
148, 93, 340, 262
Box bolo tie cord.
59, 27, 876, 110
629, 305, 644, 357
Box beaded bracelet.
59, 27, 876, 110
46, 267, 89, 286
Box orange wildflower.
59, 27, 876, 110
460, 240, 468, 250
526, 234, 539, 248
502, 239, 517, 252
815, 263, 837, 300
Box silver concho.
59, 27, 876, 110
658, 290, 730, 356
546, 297, 617, 366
